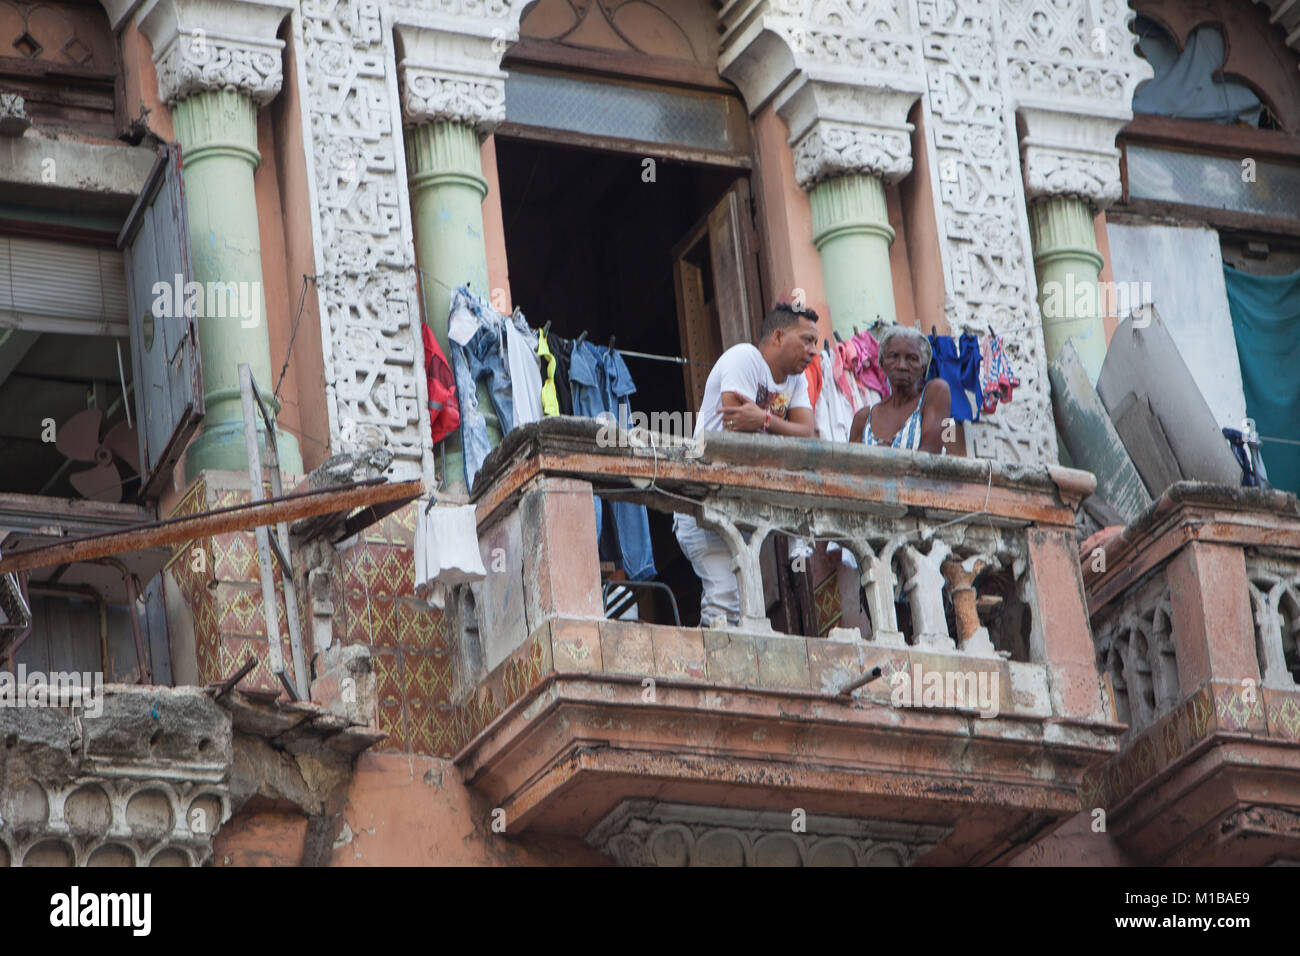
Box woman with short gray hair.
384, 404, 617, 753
849, 325, 951, 453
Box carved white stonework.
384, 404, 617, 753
689, 491, 1026, 657
1006, 0, 1151, 209
1246, 553, 1300, 691
283, 0, 1157, 476
291, 0, 436, 481
778, 80, 917, 188
135, 0, 294, 106
587, 800, 950, 866
721, 0, 924, 189
0, 686, 232, 868
1092, 573, 1178, 734
0, 777, 230, 867
393, 9, 520, 132
400, 69, 505, 131
907, 0, 1141, 465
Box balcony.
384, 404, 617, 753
450, 418, 1122, 866
1082, 483, 1300, 865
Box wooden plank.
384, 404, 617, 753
0, 480, 423, 575
1049, 341, 1152, 525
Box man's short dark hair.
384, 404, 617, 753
759, 302, 819, 341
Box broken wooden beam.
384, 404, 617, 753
0, 479, 424, 575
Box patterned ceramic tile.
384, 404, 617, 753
502, 636, 548, 707
429, 706, 460, 758
813, 570, 841, 636
1214, 682, 1265, 731
1264, 689, 1300, 739
405, 690, 435, 754
396, 599, 447, 653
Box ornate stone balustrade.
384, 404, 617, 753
1081, 483, 1300, 864
449, 418, 1121, 865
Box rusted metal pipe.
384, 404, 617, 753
838, 665, 883, 698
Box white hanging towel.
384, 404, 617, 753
415, 503, 488, 607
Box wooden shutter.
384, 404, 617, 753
117, 145, 204, 500
707, 179, 763, 350
672, 179, 765, 411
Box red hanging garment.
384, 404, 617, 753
804, 349, 824, 409
423, 323, 460, 444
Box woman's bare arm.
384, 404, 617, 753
849, 406, 870, 443
918, 379, 951, 454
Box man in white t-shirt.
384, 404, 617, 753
675, 303, 820, 627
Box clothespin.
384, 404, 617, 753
608, 335, 616, 352
542, 320, 551, 336
576, 330, 588, 348
833, 330, 843, 343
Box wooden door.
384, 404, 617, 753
672, 178, 764, 411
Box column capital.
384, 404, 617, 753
717, 0, 923, 192
135, 0, 293, 107
394, 19, 514, 134
777, 78, 917, 190
1008, 2, 1151, 211
1018, 106, 1132, 210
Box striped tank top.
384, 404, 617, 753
863, 383, 930, 451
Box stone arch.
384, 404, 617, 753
1133, 0, 1300, 130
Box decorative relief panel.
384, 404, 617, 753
1246, 553, 1300, 691
297, 0, 431, 480
916, 0, 1055, 464
719, 0, 925, 189
1002, 0, 1150, 207
1092, 572, 1178, 734
587, 800, 950, 866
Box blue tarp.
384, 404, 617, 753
1223, 265, 1300, 495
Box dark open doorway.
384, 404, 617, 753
495, 136, 754, 626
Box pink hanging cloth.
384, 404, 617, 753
850, 328, 890, 398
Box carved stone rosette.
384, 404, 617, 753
587, 800, 950, 867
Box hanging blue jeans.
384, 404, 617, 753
568, 341, 657, 581
450, 313, 516, 491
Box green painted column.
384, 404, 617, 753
1029, 196, 1107, 382
810, 172, 897, 339
406, 119, 493, 490
173, 89, 301, 479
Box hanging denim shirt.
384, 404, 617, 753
447, 287, 516, 490
568, 340, 657, 581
